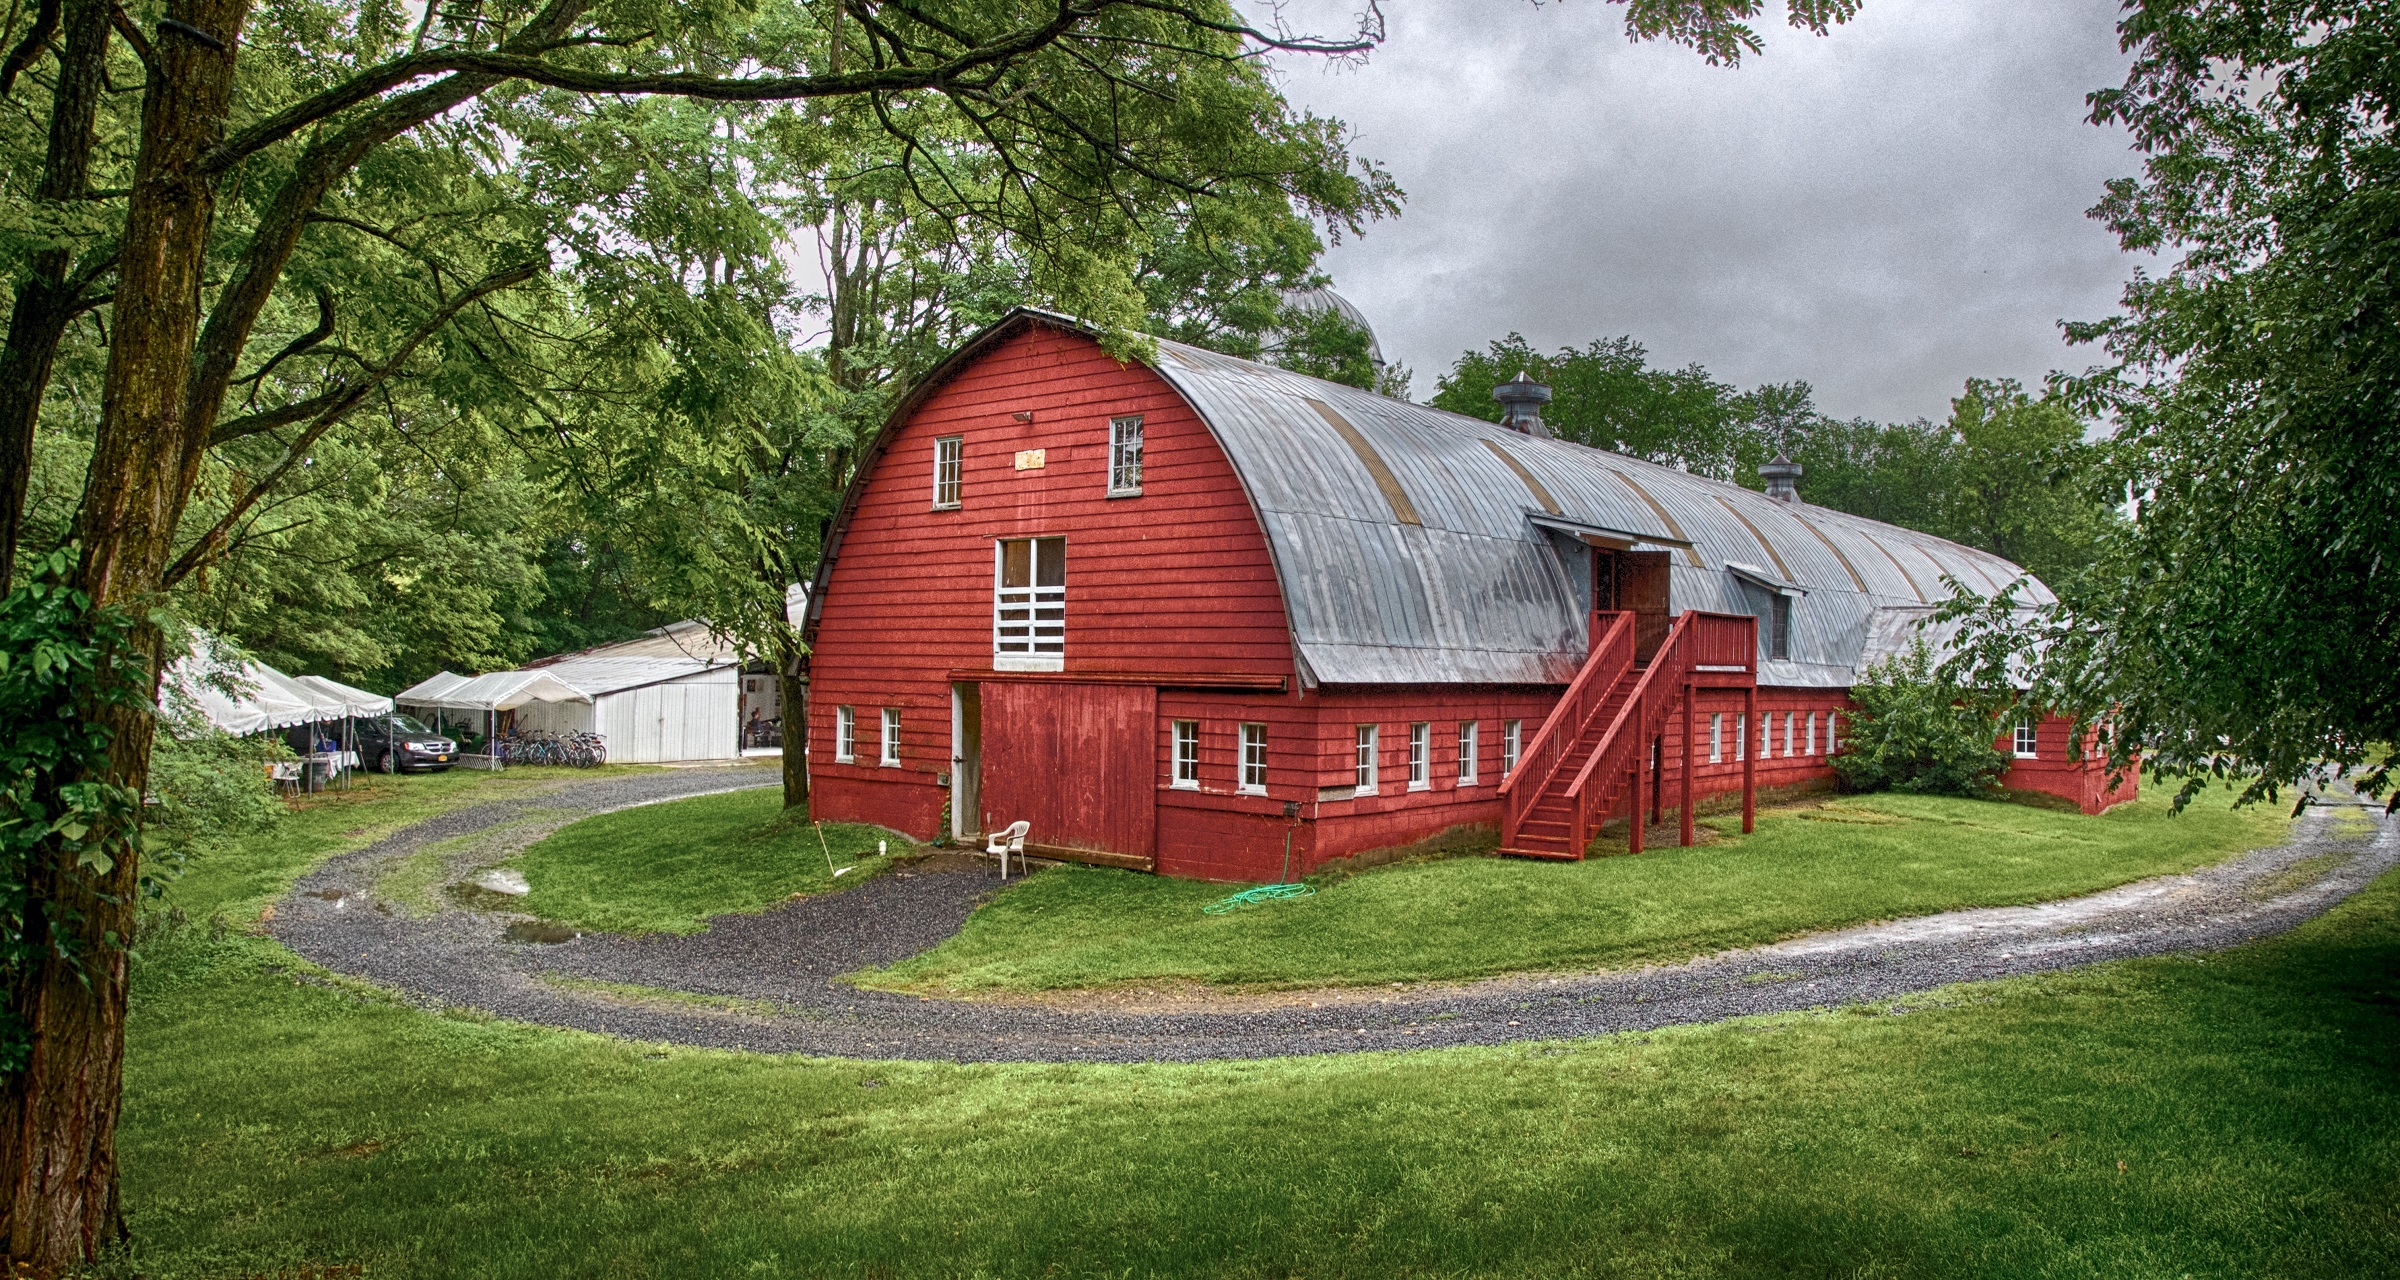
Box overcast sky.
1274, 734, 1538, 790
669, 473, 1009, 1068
1264, 0, 2150, 422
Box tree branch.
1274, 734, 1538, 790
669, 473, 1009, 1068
169, 260, 541, 586
0, 0, 57, 96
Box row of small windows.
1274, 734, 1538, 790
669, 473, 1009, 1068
833, 705, 903, 767
932, 416, 1144, 509
1707, 710, 1840, 763
1353, 720, 1523, 797
1172, 721, 1269, 794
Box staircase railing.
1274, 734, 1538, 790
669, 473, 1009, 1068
1562, 611, 1757, 854
1499, 610, 1634, 849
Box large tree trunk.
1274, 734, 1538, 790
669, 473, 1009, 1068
1, 2, 251, 1268
778, 629, 808, 810
0, 0, 111, 590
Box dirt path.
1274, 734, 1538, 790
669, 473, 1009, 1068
268, 781, 2397, 1063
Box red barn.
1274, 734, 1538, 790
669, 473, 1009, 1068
800, 310, 2131, 882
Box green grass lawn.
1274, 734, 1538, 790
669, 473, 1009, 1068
509, 786, 918, 934
866, 791, 2288, 994
123, 774, 2400, 1278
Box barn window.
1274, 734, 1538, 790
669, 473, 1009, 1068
1172, 720, 1200, 789
835, 706, 856, 762
1108, 415, 1144, 495
933, 435, 964, 508
1736, 713, 1748, 762
1240, 723, 1268, 794
994, 536, 1066, 670
1355, 725, 1379, 796
1709, 713, 1723, 763
1828, 712, 1841, 754
2014, 720, 2039, 759
1502, 720, 1523, 778
880, 708, 901, 766
1807, 712, 1819, 756
1784, 711, 1795, 758
1408, 723, 1431, 790
1769, 594, 1792, 660
1457, 721, 1479, 786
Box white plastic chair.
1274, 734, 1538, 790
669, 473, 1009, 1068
985, 821, 1030, 879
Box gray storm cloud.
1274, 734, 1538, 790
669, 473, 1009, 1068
1271, 0, 2149, 421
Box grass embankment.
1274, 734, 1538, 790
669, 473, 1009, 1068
867, 791, 2287, 995
509, 786, 916, 934
126, 776, 2400, 1277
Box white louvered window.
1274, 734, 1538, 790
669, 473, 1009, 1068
933, 435, 963, 508
1172, 720, 1200, 789
1108, 415, 1144, 495
880, 708, 901, 766
1502, 720, 1523, 778
835, 706, 856, 763
2014, 721, 2039, 759
994, 536, 1066, 670
1355, 725, 1379, 796
1240, 723, 1268, 794
1709, 713, 1723, 764
1408, 723, 1430, 790
1457, 721, 1479, 786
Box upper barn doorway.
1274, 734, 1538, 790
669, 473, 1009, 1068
973, 680, 1158, 869
1594, 548, 1675, 661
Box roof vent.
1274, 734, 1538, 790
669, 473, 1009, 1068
1492, 371, 1553, 439
1759, 453, 1803, 503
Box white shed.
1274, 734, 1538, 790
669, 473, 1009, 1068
511, 656, 741, 763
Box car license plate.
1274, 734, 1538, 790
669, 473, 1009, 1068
436, 754, 449, 762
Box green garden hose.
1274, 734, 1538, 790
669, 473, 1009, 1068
1201, 818, 1314, 914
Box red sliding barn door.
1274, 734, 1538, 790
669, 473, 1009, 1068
979, 681, 1157, 867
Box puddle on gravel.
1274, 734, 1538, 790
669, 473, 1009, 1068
503, 921, 581, 944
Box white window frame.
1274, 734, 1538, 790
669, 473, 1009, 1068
2014, 720, 2039, 759
880, 708, 901, 766
1239, 723, 1268, 795
1807, 711, 1819, 757
1107, 414, 1144, 495
1408, 722, 1431, 790
1828, 711, 1841, 755
1355, 724, 1379, 797
1502, 719, 1523, 778
993, 536, 1066, 671
932, 435, 963, 508
1784, 711, 1795, 759
1457, 721, 1479, 787
1709, 713, 1723, 764
835, 705, 856, 763
1172, 720, 1200, 789
1737, 713, 1748, 762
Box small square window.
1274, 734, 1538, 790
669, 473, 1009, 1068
1108, 415, 1144, 495
1240, 723, 1268, 794
933, 435, 963, 508
2014, 721, 2039, 759
1502, 719, 1523, 778
880, 708, 901, 767
1172, 720, 1200, 789
835, 706, 856, 763
1408, 723, 1430, 790
1355, 725, 1379, 796
1457, 721, 1479, 787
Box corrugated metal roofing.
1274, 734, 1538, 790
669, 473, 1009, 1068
1146, 333, 2050, 688
538, 656, 734, 698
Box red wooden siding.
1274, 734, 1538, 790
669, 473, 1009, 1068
808, 323, 1297, 847
983, 681, 1157, 860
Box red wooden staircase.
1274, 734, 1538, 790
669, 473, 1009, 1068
1499, 609, 1760, 860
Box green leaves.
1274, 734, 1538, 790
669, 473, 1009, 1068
1832, 638, 2013, 798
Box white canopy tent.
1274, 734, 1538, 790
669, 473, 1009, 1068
294, 674, 395, 718
163, 648, 344, 737
394, 670, 591, 768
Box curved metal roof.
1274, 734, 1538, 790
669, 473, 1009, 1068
1148, 335, 2048, 687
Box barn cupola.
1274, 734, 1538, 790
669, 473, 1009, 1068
1759, 452, 1803, 503
1492, 371, 1554, 439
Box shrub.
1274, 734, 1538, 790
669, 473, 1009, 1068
1833, 639, 2011, 796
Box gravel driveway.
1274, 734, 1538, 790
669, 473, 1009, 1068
268, 772, 2398, 1063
